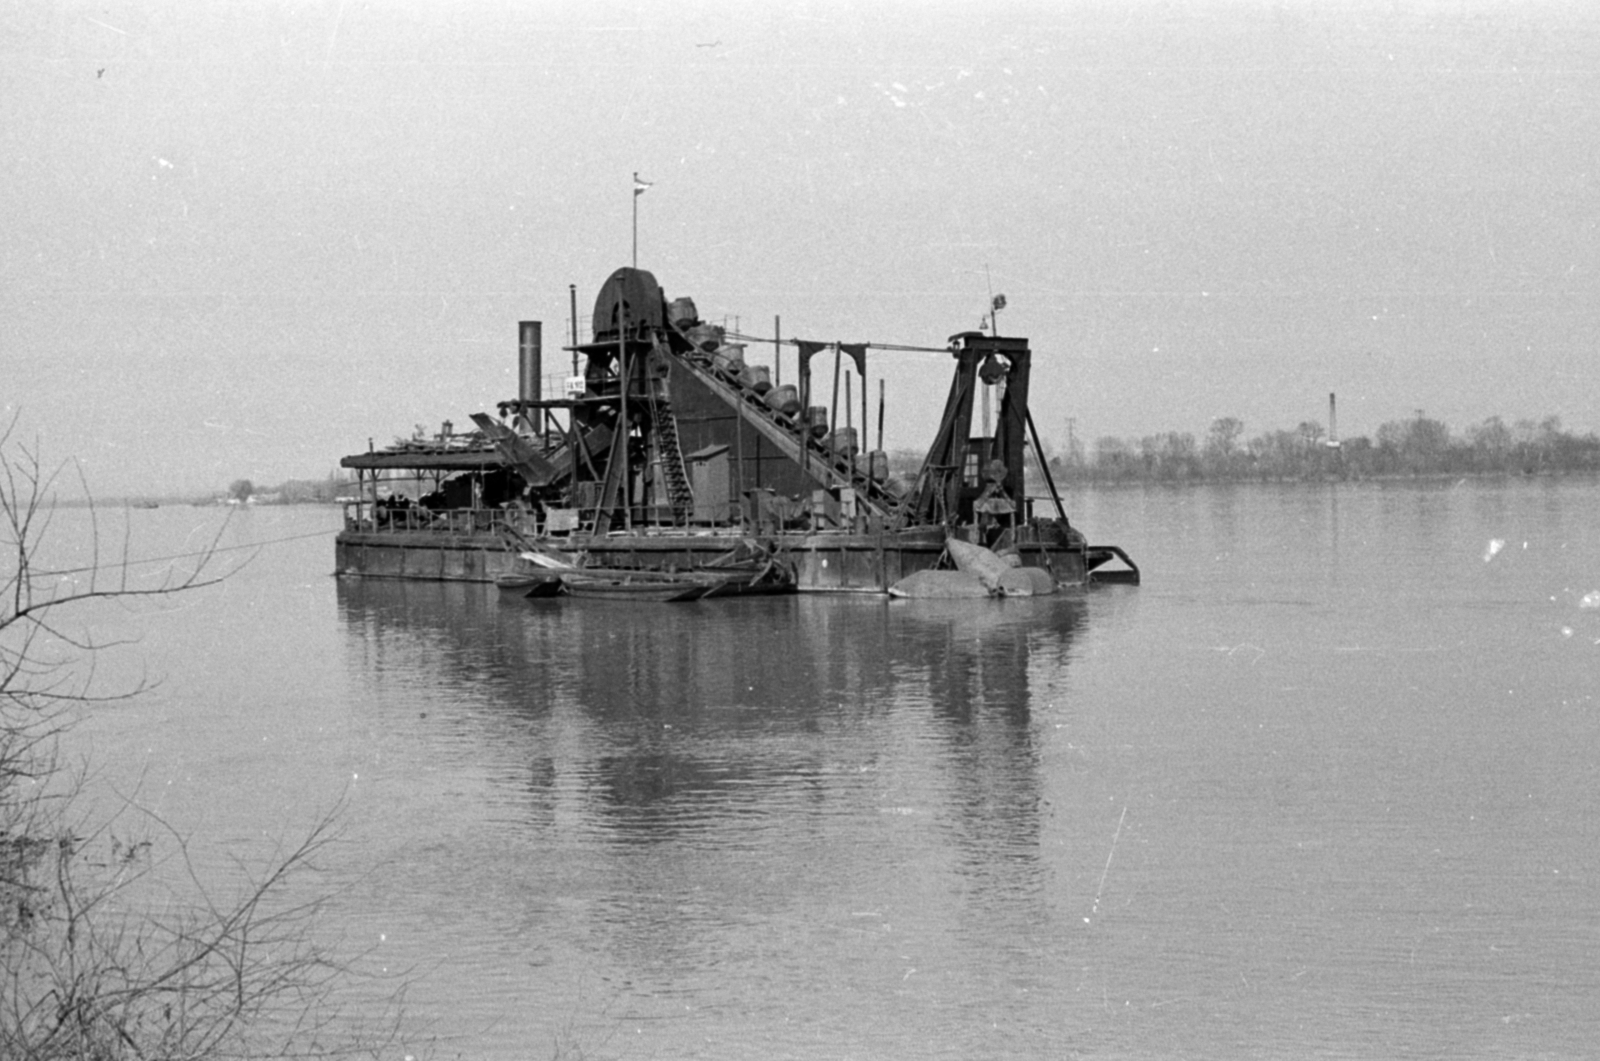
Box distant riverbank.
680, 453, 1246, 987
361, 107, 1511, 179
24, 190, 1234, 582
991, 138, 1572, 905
1046, 413, 1600, 486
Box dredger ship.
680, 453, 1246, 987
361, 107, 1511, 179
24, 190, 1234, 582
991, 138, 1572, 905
334, 267, 1138, 593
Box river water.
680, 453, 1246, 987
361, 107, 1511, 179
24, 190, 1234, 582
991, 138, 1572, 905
54, 478, 1600, 1059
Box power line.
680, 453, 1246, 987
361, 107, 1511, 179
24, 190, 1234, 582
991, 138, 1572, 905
35, 527, 338, 578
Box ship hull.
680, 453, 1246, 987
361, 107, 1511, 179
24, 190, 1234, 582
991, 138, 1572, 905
333, 525, 1094, 593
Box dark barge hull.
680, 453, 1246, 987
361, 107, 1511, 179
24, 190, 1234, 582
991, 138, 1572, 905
333, 526, 1110, 593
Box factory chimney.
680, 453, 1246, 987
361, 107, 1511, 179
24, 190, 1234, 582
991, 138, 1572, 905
1327, 392, 1341, 449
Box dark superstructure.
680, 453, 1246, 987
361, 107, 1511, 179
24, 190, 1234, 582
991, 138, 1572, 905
334, 268, 1137, 591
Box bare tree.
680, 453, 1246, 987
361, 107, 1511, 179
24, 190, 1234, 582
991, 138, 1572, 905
2, 422, 405, 1060
1203, 416, 1244, 476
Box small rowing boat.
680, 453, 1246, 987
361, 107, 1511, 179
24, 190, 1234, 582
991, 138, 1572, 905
496, 571, 562, 594
496, 576, 560, 592
559, 570, 715, 602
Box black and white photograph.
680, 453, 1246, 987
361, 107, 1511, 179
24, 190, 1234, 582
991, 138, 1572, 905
5, 2, 1599, 1057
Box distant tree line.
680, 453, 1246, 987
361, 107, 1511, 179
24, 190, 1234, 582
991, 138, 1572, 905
226, 417, 1599, 502
222, 470, 354, 505
1053, 414, 1600, 484
267, 473, 352, 503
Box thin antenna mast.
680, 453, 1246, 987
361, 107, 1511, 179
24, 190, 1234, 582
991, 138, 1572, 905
984, 264, 997, 334
632, 172, 653, 268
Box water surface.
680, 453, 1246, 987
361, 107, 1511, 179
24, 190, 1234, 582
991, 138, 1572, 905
63, 480, 1600, 1058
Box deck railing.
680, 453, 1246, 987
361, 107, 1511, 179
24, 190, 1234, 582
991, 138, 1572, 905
342, 501, 540, 538
341, 501, 694, 539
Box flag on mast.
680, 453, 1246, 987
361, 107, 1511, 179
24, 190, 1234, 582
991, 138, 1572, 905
631, 173, 653, 268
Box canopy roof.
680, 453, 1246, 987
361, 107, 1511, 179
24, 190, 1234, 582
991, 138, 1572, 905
340, 447, 505, 471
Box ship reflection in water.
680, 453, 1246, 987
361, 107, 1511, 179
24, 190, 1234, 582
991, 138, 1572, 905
334, 580, 1094, 1057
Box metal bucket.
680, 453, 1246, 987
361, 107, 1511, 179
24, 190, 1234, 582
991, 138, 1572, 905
806, 406, 829, 438
742, 364, 772, 393
668, 297, 698, 328
828, 427, 858, 456
765, 384, 800, 417
868, 449, 889, 479
686, 324, 723, 353
712, 343, 746, 373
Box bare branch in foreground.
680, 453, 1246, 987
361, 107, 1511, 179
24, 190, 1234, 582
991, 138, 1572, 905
3, 427, 413, 1060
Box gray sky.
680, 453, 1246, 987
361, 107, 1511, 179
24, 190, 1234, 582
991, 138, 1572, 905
5, 1, 1598, 494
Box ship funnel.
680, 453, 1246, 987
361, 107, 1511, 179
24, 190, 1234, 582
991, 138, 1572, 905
519, 321, 542, 406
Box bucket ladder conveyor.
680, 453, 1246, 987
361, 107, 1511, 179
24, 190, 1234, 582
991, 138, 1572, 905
646, 390, 696, 523
661, 324, 899, 520
555, 268, 1069, 540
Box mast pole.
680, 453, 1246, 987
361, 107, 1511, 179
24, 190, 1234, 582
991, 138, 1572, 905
829, 343, 842, 451
567, 284, 579, 438
735, 375, 746, 525
845, 371, 854, 484
618, 274, 631, 530
568, 284, 579, 373
877, 379, 885, 453
1026, 409, 1067, 521
860, 361, 868, 475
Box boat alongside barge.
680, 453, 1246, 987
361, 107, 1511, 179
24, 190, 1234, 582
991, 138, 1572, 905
334, 267, 1138, 593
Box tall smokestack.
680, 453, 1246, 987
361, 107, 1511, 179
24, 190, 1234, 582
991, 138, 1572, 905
519, 321, 542, 407
1328, 392, 1339, 447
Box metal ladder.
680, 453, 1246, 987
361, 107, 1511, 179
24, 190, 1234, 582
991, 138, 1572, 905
650, 394, 696, 523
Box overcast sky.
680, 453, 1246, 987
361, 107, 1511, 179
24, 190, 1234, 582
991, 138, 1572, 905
5, 1, 1598, 494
